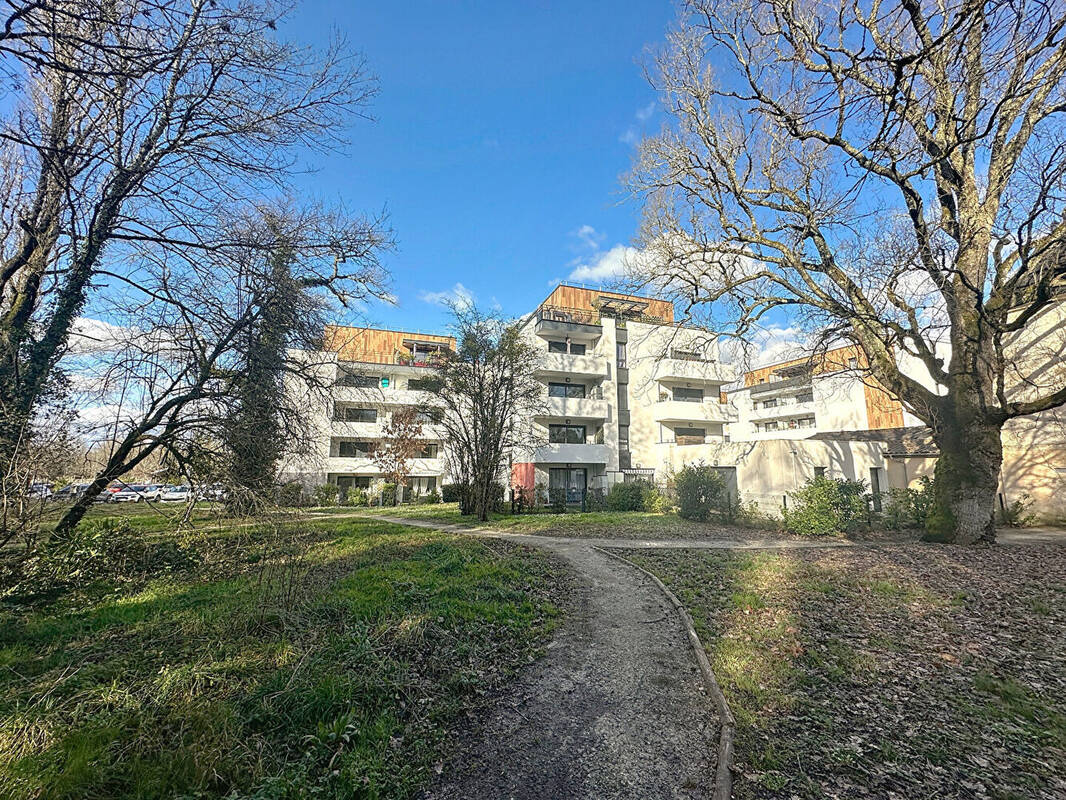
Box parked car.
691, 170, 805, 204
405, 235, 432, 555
26, 482, 53, 499
53, 483, 94, 501
160, 485, 193, 502
107, 484, 151, 503
199, 483, 229, 502
142, 484, 167, 501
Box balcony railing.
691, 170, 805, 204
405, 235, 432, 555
536, 305, 601, 326
338, 351, 447, 369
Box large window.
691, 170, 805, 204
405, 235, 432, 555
674, 427, 706, 444
339, 372, 380, 388
338, 440, 375, 457
334, 406, 377, 423
415, 408, 443, 424
548, 382, 586, 399
548, 340, 586, 355
673, 386, 705, 403
408, 377, 440, 391
417, 444, 439, 458
549, 467, 587, 504
548, 424, 586, 444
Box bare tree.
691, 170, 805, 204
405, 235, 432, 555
627, 0, 1066, 543
370, 406, 425, 501
0, 0, 376, 463
429, 305, 543, 522
46, 201, 389, 535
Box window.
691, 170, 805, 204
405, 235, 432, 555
764, 421, 779, 431
338, 440, 375, 457
549, 424, 586, 444
671, 349, 701, 361
335, 406, 377, 423
418, 444, 439, 458
339, 372, 379, 388
408, 377, 439, 391
549, 467, 587, 504
675, 427, 706, 445
616, 342, 627, 368
548, 382, 586, 399
796, 392, 814, 404
673, 387, 705, 403
762, 398, 778, 408
548, 340, 586, 355
353, 476, 372, 489
848, 357, 858, 369
814, 466, 826, 478
415, 408, 443, 424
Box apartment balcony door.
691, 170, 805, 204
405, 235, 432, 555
549, 467, 587, 504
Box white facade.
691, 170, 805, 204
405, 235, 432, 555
281, 347, 451, 497
729, 369, 875, 440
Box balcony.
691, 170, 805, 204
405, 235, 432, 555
536, 396, 609, 421
326, 456, 446, 475
534, 305, 602, 340
330, 420, 384, 439
749, 375, 812, 396
334, 385, 440, 407
653, 399, 735, 424
534, 351, 608, 379
532, 443, 611, 464
750, 399, 816, 421
654, 357, 736, 384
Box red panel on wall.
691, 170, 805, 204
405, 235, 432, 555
511, 462, 535, 492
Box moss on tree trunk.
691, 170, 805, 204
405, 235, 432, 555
925, 420, 1003, 544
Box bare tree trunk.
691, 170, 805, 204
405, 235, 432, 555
926, 416, 1003, 545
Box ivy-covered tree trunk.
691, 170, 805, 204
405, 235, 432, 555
224, 242, 298, 515
925, 401, 1004, 545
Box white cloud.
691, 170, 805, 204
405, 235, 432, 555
568, 244, 644, 283
419, 282, 475, 310
619, 101, 656, 146
572, 224, 605, 252
720, 324, 809, 371
67, 317, 132, 356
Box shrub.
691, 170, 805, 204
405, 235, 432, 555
313, 483, 339, 507
277, 482, 306, 508
418, 490, 442, 505
441, 483, 463, 503
606, 480, 650, 512
344, 488, 369, 507
783, 476, 867, 536
1000, 492, 1036, 527
675, 463, 725, 521
548, 487, 567, 513
585, 488, 608, 512
380, 483, 397, 507
645, 485, 671, 514
883, 477, 934, 529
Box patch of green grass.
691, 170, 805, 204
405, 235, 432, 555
0, 517, 565, 799
357, 501, 770, 540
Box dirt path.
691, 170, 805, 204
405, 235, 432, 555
379, 519, 721, 799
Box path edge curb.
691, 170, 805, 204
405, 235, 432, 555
593, 546, 735, 800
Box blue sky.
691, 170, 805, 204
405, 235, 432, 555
285, 0, 677, 334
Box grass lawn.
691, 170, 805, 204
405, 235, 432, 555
348, 501, 773, 539
623, 544, 1066, 800
0, 516, 568, 799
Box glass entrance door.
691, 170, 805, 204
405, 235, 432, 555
549, 467, 587, 504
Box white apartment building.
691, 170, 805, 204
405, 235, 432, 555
511, 286, 736, 503
728, 345, 913, 440
284, 288, 1066, 521
284, 326, 455, 497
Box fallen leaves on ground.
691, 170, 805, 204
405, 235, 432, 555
626, 542, 1066, 800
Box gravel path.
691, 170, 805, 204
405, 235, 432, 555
376, 518, 721, 799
